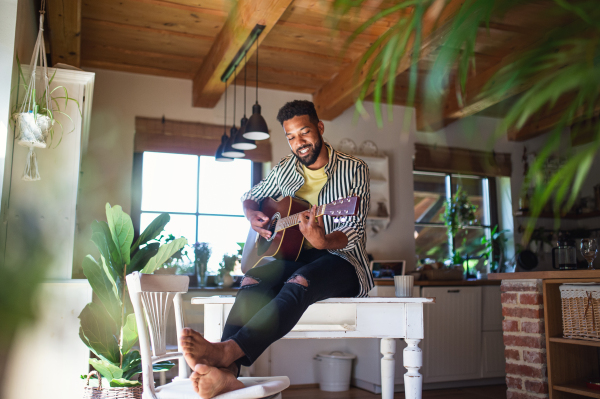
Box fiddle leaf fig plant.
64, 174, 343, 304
79, 203, 187, 386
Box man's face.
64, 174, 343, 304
283, 115, 324, 167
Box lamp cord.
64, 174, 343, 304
233, 65, 237, 127
255, 39, 259, 104
244, 52, 247, 116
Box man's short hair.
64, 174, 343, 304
276, 100, 320, 126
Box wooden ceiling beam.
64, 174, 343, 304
47, 0, 82, 67
313, 0, 465, 121
191, 0, 294, 108
508, 94, 600, 142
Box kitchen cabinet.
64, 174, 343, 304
422, 286, 482, 382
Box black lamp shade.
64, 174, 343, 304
232, 116, 257, 150
222, 127, 245, 158
243, 103, 269, 140
215, 134, 233, 162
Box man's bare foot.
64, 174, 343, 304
180, 328, 245, 370
180, 328, 218, 370
190, 364, 245, 398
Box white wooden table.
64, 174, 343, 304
191, 296, 435, 399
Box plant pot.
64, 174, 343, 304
13, 112, 51, 148
221, 273, 234, 288
154, 266, 177, 275
83, 371, 142, 399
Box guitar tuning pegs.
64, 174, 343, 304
340, 217, 348, 223
333, 217, 340, 223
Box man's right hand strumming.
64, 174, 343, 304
243, 200, 272, 240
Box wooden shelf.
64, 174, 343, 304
514, 211, 600, 219
554, 384, 600, 398
549, 337, 600, 348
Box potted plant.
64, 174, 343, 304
480, 226, 510, 273
219, 253, 238, 288
153, 233, 192, 275
193, 242, 211, 288
78, 203, 187, 392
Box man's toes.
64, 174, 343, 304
181, 327, 194, 337
194, 364, 212, 375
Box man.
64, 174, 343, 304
180, 100, 372, 398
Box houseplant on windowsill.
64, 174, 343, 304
219, 253, 239, 288
79, 204, 186, 394
194, 242, 211, 288
153, 233, 192, 275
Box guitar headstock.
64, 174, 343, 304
322, 196, 360, 223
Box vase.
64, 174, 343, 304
221, 273, 234, 289
195, 261, 207, 288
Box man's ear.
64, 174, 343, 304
318, 120, 325, 136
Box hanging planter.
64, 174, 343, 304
12, 0, 80, 181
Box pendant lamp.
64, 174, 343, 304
215, 82, 233, 162
233, 54, 257, 150
222, 66, 245, 158
243, 40, 269, 140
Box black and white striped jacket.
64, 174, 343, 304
241, 142, 373, 297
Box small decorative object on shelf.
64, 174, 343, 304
359, 140, 379, 156
581, 238, 598, 270
376, 202, 388, 217
338, 138, 357, 154
219, 253, 238, 288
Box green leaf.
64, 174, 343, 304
110, 378, 142, 387
152, 361, 175, 372
122, 350, 141, 374
131, 213, 170, 251
105, 203, 134, 266
128, 242, 160, 274
82, 255, 121, 324
91, 220, 123, 277
141, 238, 187, 274
121, 313, 138, 355
79, 302, 120, 364
89, 358, 123, 382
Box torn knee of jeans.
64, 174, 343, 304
240, 276, 260, 288
286, 275, 309, 288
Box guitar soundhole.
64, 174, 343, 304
265, 213, 280, 242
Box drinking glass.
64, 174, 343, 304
581, 239, 598, 270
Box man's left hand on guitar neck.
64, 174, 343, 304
298, 205, 349, 251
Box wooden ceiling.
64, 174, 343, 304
46, 0, 566, 140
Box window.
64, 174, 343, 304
139, 152, 252, 274
413, 171, 495, 270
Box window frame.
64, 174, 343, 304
130, 152, 261, 244
413, 170, 499, 265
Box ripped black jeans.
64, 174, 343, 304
221, 249, 360, 368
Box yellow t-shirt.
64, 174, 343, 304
295, 149, 329, 249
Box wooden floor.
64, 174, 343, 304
283, 384, 507, 399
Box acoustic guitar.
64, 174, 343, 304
240, 195, 360, 273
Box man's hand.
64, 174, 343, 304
298, 205, 327, 249
247, 209, 272, 240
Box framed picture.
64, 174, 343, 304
369, 260, 406, 278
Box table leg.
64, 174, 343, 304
380, 338, 396, 399
403, 338, 423, 399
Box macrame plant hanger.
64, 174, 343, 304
13, 0, 51, 181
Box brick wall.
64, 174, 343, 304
501, 279, 548, 399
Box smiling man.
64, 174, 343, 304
180, 100, 371, 398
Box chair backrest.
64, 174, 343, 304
126, 272, 190, 398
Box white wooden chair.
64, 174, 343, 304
126, 271, 290, 399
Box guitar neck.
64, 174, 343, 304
274, 205, 326, 233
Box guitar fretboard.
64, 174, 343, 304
274, 205, 326, 233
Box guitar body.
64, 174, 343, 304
241, 196, 310, 273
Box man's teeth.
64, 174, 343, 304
299, 148, 309, 154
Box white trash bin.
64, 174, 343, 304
315, 351, 356, 392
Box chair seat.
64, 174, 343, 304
155, 376, 289, 399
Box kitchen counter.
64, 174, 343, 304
488, 269, 600, 280
374, 278, 501, 286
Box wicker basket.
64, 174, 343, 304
83, 371, 143, 399
560, 284, 600, 341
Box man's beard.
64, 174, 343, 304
294, 136, 323, 167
